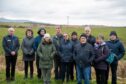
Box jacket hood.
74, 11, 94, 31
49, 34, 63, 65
95, 42, 106, 48
37, 27, 46, 35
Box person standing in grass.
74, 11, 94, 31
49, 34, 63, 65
59, 33, 73, 83
33, 27, 46, 79
82, 26, 96, 80
2, 27, 20, 81
52, 26, 63, 80
73, 34, 95, 84
21, 29, 35, 79
94, 34, 110, 84
70, 31, 79, 81
37, 33, 56, 84
106, 31, 125, 84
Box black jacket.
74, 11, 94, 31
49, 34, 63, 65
74, 43, 95, 67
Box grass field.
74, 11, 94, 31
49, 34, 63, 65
0, 26, 126, 58
0, 26, 126, 84
0, 70, 99, 84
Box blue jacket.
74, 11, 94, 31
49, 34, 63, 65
2, 35, 20, 56
71, 39, 79, 48
74, 43, 95, 67
33, 35, 43, 51
106, 39, 125, 64
59, 39, 73, 62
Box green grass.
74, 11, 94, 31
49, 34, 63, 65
0, 70, 112, 84
0, 27, 126, 59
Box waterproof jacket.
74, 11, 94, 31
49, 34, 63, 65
59, 39, 73, 62
2, 35, 20, 56
106, 39, 125, 64
37, 42, 56, 69
73, 43, 95, 67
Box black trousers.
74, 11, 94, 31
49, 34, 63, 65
61, 62, 72, 82
36, 55, 41, 78
106, 63, 118, 84
5, 56, 17, 79
24, 61, 34, 77
69, 61, 75, 80
54, 58, 61, 80
95, 69, 108, 84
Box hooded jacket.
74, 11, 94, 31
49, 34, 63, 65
33, 28, 46, 51
37, 40, 56, 69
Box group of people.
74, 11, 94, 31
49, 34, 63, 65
2, 26, 125, 84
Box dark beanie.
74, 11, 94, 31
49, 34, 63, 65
109, 31, 117, 37
37, 27, 46, 35
71, 31, 77, 36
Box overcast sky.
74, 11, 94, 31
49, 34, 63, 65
0, 0, 126, 26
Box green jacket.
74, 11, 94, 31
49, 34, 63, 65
37, 43, 56, 69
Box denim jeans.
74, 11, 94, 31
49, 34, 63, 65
76, 64, 90, 84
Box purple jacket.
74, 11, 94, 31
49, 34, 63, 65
94, 42, 110, 70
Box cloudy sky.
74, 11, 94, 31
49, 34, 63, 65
0, 0, 126, 26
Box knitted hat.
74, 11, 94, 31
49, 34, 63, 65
109, 31, 117, 37
44, 33, 51, 38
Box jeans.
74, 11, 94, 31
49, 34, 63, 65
76, 64, 90, 84
5, 55, 17, 79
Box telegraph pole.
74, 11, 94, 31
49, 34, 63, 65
67, 16, 69, 28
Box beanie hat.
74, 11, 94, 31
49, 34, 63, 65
44, 33, 51, 38
109, 31, 117, 37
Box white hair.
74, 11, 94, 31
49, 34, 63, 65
8, 27, 15, 32
84, 26, 91, 32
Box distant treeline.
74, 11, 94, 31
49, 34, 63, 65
0, 24, 27, 28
